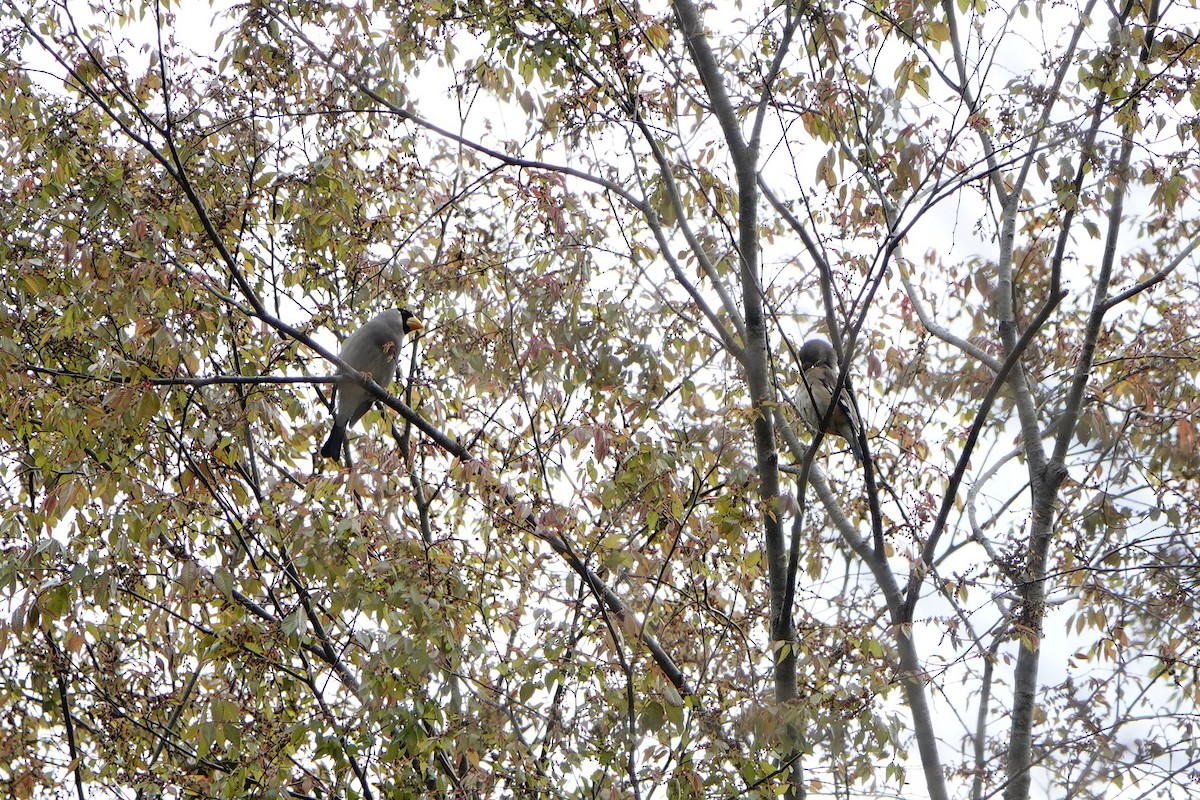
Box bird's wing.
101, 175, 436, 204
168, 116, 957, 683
836, 377, 864, 438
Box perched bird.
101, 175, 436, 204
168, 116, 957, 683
320, 308, 423, 461
795, 338, 865, 462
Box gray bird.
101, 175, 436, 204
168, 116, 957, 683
320, 308, 423, 461
795, 338, 865, 462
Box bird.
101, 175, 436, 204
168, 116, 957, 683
794, 338, 865, 462
320, 308, 423, 461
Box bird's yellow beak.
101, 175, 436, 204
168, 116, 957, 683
407, 316, 424, 332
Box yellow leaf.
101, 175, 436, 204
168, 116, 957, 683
645, 23, 670, 50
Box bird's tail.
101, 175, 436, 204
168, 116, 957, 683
848, 436, 864, 463
320, 423, 346, 461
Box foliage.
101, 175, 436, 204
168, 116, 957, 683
1, 0, 1198, 799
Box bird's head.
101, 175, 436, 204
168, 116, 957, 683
798, 338, 837, 369
399, 309, 424, 334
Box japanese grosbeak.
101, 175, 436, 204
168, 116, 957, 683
320, 308, 423, 461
